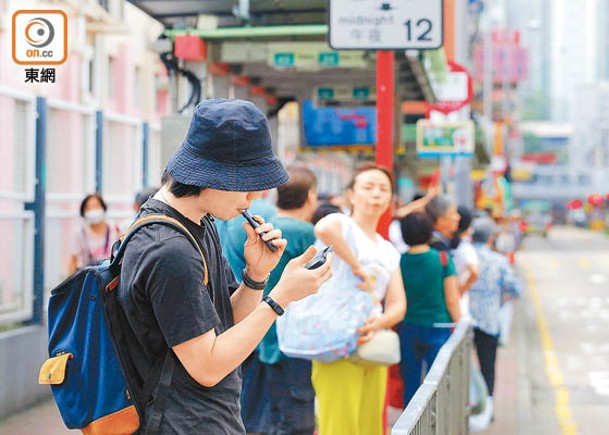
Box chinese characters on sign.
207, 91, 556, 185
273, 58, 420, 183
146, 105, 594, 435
25, 68, 56, 83
329, 0, 443, 50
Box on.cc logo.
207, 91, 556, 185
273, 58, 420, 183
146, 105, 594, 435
25, 17, 55, 48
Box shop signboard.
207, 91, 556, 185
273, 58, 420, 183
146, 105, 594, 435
416, 120, 475, 158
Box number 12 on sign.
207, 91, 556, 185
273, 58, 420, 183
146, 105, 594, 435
404, 19, 433, 42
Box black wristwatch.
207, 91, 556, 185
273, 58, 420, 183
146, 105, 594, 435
262, 296, 284, 316
241, 268, 269, 291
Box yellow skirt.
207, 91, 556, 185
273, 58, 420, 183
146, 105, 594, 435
312, 358, 388, 435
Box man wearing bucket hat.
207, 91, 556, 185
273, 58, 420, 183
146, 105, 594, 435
117, 99, 332, 434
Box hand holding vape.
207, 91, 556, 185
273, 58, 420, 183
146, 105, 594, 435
304, 245, 333, 270
241, 209, 278, 252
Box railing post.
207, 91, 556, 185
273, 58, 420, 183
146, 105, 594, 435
142, 122, 149, 187
24, 97, 47, 324
95, 110, 103, 193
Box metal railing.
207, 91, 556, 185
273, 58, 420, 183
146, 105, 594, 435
392, 321, 472, 435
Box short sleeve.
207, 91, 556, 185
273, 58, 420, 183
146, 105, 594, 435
137, 236, 221, 347
381, 239, 401, 272
463, 244, 479, 266
444, 255, 458, 278
499, 259, 522, 298
222, 255, 240, 296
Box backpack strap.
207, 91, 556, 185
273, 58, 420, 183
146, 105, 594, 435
141, 352, 176, 435
439, 250, 449, 268
112, 214, 209, 286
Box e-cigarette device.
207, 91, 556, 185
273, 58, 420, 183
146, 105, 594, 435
241, 209, 278, 252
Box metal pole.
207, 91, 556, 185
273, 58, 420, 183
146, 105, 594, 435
95, 110, 103, 193
142, 122, 149, 187
376, 50, 394, 239
24, 97, 47, 324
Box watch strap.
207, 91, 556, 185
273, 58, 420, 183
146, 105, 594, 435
262, 295, 284, 316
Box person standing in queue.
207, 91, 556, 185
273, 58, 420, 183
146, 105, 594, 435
116, 99, 332, 434
312, 163, 406, 435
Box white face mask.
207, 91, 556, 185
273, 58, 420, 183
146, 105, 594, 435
84, 209, 106, 224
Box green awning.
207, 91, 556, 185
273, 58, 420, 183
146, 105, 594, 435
165, 25, 328, 40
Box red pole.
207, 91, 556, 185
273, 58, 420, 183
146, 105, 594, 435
376, 50, 395, 239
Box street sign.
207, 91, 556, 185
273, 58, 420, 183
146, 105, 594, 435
416, 120, 475, 158
329, 0, 443, 50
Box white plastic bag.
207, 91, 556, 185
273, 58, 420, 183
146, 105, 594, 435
277, 271, 375, 363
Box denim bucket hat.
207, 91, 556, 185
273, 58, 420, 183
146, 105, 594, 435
166, 99, 289, 191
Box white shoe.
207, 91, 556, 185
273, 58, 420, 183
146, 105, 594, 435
469, 396, 493, 432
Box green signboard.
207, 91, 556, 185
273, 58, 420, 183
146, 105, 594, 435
353, 87, 370, 99
273, 53, 295, 67
317, 88, 335, 100
319, 52, 339, 66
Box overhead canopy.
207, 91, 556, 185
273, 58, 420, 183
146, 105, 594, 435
129, 0, 441, 103
128, 0, 327, 28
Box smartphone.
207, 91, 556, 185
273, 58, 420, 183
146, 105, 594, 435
241, 209, 278, 252
304, 245, 333, 270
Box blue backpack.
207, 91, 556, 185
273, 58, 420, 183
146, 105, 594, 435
39, 215, 208, 434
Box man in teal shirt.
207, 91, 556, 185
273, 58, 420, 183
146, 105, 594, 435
259, 165, 318, 434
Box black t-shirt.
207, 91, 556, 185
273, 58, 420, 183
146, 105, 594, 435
117, 199, 244, 434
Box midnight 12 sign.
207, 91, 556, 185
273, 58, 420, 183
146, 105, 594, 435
329, 0, 443, 50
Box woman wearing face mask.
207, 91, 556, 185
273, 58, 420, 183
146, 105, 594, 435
68, 193, 120, 274
312, 163, 407, 435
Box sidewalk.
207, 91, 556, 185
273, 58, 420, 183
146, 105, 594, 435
479, 284, 560, 435
0, 398, 70, 435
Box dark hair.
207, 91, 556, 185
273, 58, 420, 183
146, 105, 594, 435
312, 203, 342, 225
400, 212, 433, 246
161, 170, 204, 198
457, 205, 474, 235
276, 165, 317, 210
348, 163, 394, 193
79, 193, 107, 217
135, 186, 159, 207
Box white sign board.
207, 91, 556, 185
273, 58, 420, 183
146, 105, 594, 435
329, 0, 443, 50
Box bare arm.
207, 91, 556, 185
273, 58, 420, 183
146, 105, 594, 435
394, 187, 438, 219
357, 267, 407, 343
230, 218, 287, 323
68, 255, 78, 275
315, 214, 372, 289
444, 275, 462, 322
173, 247, 332, 387
314, 214, 359, 269
459, 263, 479, 296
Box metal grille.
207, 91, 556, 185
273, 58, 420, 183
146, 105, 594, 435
0, 90, 35, 325
103, 117, 142, 205
392, 321, 471, 435
0, 214, 34, 324
44, 103, 96, 291
147, 125, 163, 186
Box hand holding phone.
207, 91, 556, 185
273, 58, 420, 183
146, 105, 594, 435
304, 245, 333, 270
241, 209, 278, 252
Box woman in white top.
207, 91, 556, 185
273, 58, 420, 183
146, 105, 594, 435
312, 164, 407, 435
451, 206, 479, 316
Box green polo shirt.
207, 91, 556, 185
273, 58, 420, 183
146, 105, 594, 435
400, 248, 456, 327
